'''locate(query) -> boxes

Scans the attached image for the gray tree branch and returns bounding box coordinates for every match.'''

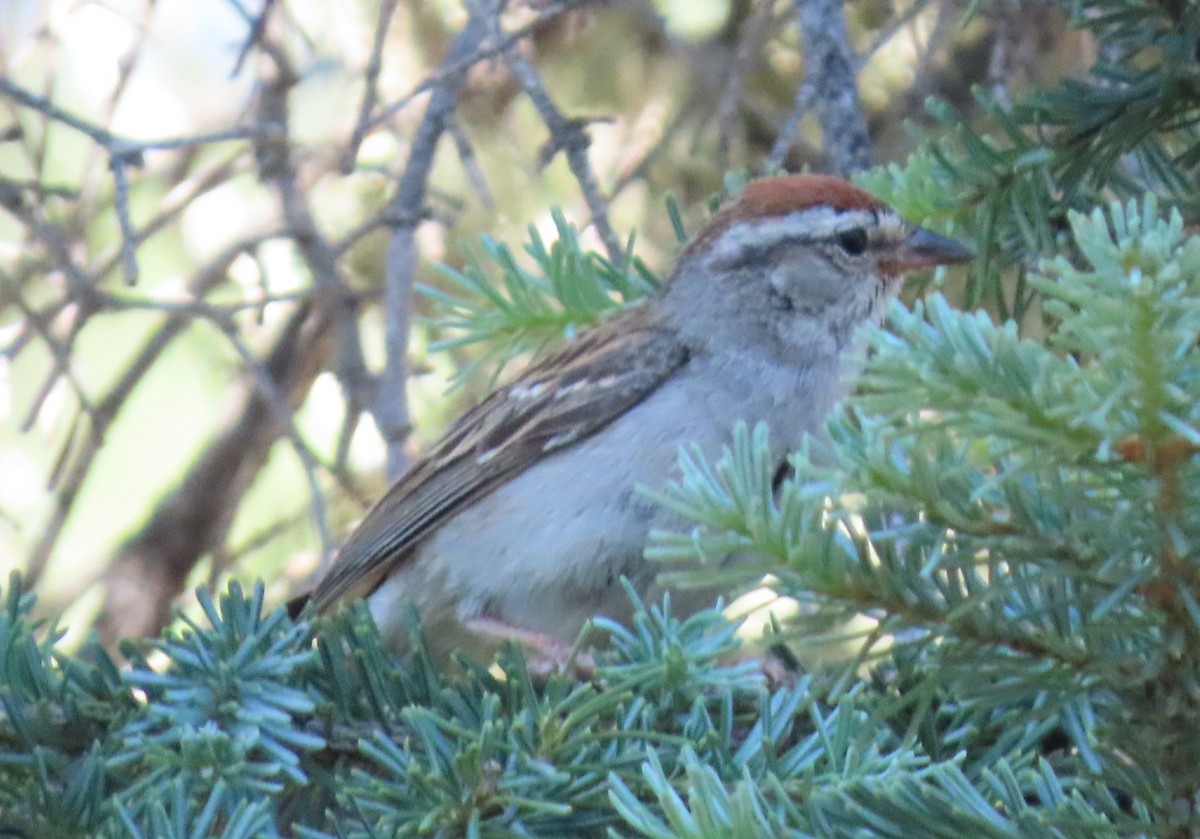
[782,0,872,176]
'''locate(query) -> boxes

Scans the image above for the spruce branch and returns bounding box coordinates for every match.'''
[646,192,1200,834]
[423,210,658,387]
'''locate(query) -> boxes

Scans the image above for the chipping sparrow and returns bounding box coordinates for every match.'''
[299,174,971,660]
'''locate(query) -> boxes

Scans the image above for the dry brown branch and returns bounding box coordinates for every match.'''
[80,15,365,636]
[94,301,336,644]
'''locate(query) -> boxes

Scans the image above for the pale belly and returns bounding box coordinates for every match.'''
[367,351,841,657]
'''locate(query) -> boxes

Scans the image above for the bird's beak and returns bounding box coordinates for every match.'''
[880,226,973,275]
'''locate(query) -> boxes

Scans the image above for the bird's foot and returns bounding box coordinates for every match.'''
[466,617,595,680]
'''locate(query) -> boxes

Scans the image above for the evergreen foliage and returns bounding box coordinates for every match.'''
[5,193,1198,836]
[860,0,1200,325]
[649,192,1200,835]
[5,0,1200,834]
[422,210,660,387]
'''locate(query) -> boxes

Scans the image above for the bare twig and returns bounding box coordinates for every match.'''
[503,43,624,266]
[447,117,495,208]
[94,151,244,281]
[610,94,699,200]
[5,290,95,435]
[910,0,955,101]
[214,317,333,558]
[0,78,265,152]
[220,509,314,569]
[231,0,280,76]
[857,0,934,69]
[0,179,99,305]
[107,157,140,283]
[716,0,777,166]
[342,0,594,171]
[333,215,390,257]
[24,234,280,595]
[250,35,376,523]
[0,176,78,201]
[373,5,494,478]
[98,285,310,316]
[766,80,818,173]
[344,0,402,170]
[75,0,156,207]
[0,75,265,283]
[93,301,337,644]
[787,0,872,176]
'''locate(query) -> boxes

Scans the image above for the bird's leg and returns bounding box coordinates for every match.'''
[465,617,595,680]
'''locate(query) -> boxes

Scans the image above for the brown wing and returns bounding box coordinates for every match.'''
[306,305,691,613]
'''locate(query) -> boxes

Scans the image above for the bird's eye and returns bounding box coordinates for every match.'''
[836,227,869,256]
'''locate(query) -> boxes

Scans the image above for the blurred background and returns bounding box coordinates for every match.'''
[0,0,1083,646]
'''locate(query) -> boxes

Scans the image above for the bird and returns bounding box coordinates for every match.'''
[294,173,972,663]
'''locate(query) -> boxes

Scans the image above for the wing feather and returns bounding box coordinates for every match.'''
[308,306,690,612]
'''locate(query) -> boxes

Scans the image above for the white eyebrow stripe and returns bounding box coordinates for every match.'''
[705,207,906,265]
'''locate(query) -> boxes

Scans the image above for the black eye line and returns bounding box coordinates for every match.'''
[835,226,870,257]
